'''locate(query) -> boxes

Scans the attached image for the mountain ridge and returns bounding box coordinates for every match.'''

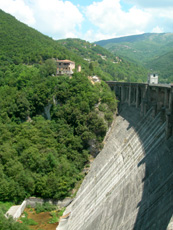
[0,9,148,83]
[95,33,173,83]
[57,38,148,82]
[95,33,165,46]
[94,33,173,46]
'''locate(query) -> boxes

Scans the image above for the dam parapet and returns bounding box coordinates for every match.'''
[106,82,173,139]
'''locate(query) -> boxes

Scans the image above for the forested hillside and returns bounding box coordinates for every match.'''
[57,38,148,82]
[0,9,148,83]
[0,68,117,201]
[0,10,66,64]
[147,51,173,83]
[0,9,89,72]
[96,33,173,83]
[0,9,118,206]
[0,9,152,230]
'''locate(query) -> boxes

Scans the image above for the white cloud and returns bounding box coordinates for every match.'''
[123,0,173,8]
[0,0,35,25]
[0,0,84,39]
[122,0,173,34]
[152,26,164,33]
[143,7,173,34]
[0,0,172,42]
[84,30,117,42]
[85,0,151,40]
[31,0,84,39]
[146,7,173,20]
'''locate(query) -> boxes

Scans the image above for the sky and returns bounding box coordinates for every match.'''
[0,0,173,42]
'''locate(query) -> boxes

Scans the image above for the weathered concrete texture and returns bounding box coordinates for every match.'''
[26,197,73,208]
[5,197,73,221]
[57,103,173,230]
[5,201,27,220]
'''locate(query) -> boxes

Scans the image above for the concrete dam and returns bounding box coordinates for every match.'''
[57,82,173,230]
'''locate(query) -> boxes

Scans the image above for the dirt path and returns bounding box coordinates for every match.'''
[24,208,58,230]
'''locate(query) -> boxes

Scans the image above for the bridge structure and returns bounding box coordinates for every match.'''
[106,81,173,139]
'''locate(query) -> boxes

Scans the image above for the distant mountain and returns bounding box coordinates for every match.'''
[96,33,173,83]
[95,33,159,46]
[148,51,173,83]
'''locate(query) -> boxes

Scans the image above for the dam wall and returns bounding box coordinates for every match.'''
[57,83,173,230]
[107,82,173,139]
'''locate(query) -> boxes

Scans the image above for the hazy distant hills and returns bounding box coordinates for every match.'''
[96,33,159,46]
[147,50,173,83]
[57,38,148,82]
[96,33,173,83]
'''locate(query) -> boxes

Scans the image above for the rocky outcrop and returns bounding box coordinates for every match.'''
[44,103,52,120]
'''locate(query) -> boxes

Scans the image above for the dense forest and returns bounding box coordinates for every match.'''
[0,9,117,206]
[96,33,173,83]
[0,9,150,229]
[0,65,117,202]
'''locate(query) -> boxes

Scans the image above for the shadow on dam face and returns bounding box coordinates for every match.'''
[58,103,173,230]
[119,103,173,230]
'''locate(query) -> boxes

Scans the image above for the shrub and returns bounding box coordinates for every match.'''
[98,104,107,112]
[35,202,57,214]
[104,112,113,125]
[48,208,65,224]
[0,202,14,214]
[0,211,29,230]
[20,212,38,226]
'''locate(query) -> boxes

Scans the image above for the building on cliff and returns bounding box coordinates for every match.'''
[56,60,81,75]
[56,60,75,75]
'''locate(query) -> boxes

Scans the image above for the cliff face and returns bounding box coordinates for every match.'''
[57,103,173,230]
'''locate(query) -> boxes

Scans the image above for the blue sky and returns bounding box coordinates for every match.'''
[0,0,173,41]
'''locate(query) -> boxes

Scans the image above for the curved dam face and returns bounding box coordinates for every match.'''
[58,103,173,230]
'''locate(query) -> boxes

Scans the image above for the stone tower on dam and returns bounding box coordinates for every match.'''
[58,82,173,230]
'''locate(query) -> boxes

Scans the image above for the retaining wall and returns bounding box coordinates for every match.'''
[5,200,27,220]
[5,197,72,220]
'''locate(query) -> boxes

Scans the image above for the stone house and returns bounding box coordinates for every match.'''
[56,60,75,75]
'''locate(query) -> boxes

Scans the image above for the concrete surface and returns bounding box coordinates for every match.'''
[57,103,173,230]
